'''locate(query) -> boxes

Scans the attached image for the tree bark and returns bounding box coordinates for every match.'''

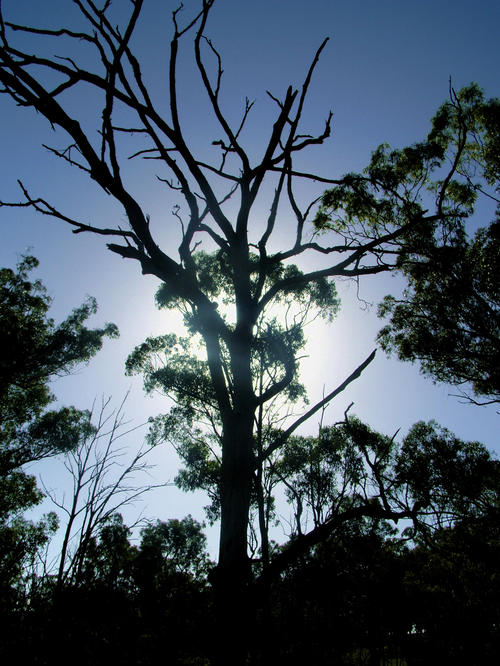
[214,411,255,665]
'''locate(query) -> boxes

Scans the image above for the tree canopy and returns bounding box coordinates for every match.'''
[0,2,498,663]
[0,255,118,471]
[359,85,500,404]
[315,85,500,403]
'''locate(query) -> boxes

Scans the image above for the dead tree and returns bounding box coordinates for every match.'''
[0,2,469,662]
[40,394,166,590]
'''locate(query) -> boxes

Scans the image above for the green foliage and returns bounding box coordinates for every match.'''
[271,415,498,541]
[139,515,211,579]
[155,251,339,325]
[74,513,136,590]
[275,426,365,528]
[134,252,337,418]
[3,406,95,475]
[0,255,118,462]
[0,470,42,522]
[128,252,337,414]
[126,333,217,409]
[0,490,58,598]
[376,87,499,401]
[315,84,500,403]
[145,406,222,523]
[0,468,55,597]
[396,420,497,521]
[378,219,500,401]
[0,255,117,607]
[315,85,496,236]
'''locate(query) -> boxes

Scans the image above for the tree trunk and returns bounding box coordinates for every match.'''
[213,409,255,665]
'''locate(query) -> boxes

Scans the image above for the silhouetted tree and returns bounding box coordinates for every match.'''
[320,85,500,406]
[0,255,117,609]
[41,394,166,589]
[138,515,211,580]
[0,255,118,473]
[379,212,500,405]
[0,3,497,661]
[272,518,408,665]
[402,513,500,663]
[0,255,119,661]
[258,415,498,581]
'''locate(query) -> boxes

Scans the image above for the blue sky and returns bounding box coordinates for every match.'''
[1,0,499,548]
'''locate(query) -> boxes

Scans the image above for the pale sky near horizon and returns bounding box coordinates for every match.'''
[1,0,499,553]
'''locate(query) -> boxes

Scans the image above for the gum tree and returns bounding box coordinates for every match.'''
[0,1,491,661]
[375,86,500,405]
[314,84,500,406]
[0,254,117,609]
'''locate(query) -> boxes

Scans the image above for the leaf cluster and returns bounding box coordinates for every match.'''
[378,212,500,401]
[0,256,118,462]
[274,416,497,538]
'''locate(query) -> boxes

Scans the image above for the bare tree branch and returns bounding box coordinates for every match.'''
[258,349,376,464]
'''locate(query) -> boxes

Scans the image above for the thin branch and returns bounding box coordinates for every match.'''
[0,181,139,239]
[258,349,376,464]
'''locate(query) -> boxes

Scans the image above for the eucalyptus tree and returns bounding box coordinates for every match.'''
[317,85,500,405]
[0,255,118,473]
[0,1,492,661]
[125,249,339,567]
[0,255,117,605]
